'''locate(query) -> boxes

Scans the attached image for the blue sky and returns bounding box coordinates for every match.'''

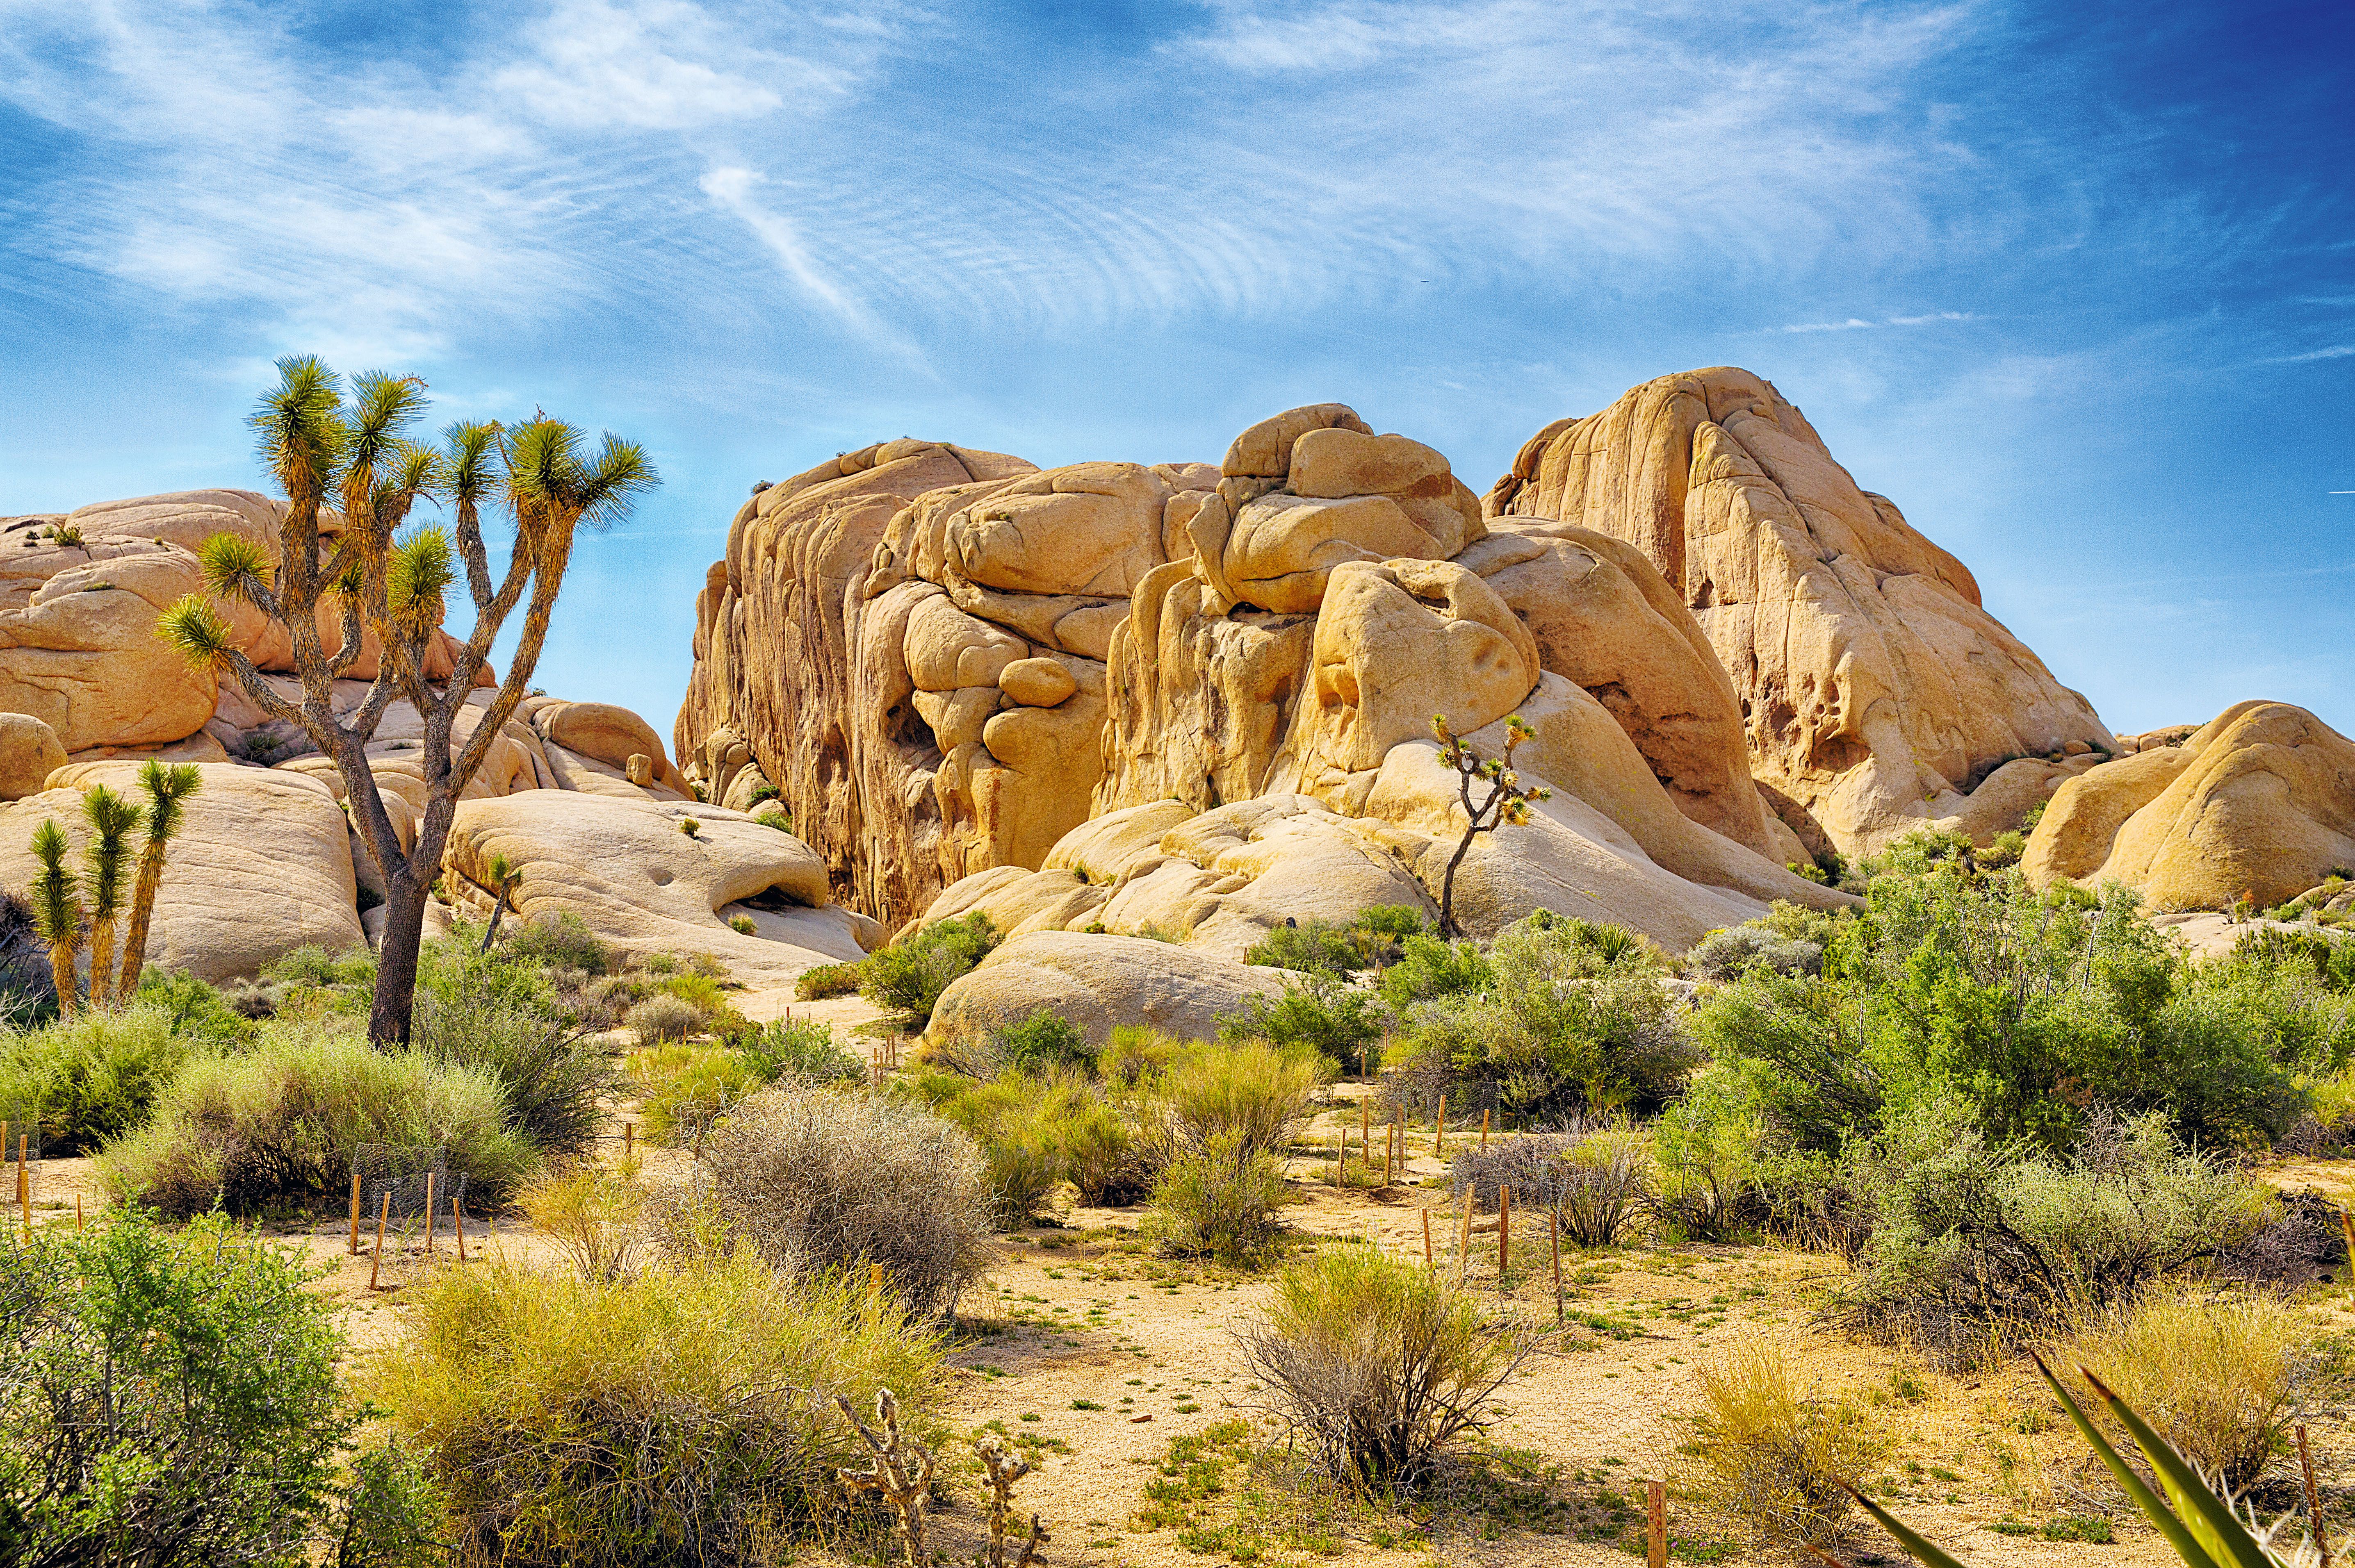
[2,0,2348,740]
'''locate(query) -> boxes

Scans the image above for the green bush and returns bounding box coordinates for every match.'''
[793,960,865,1000]
[1222,971,1387,1076]
[412,991,614,1159]
[1377,932,1492,1008]
[1238,1245,1534,1491]
[0,1004,198,1154]
[1685,923,1824,983]
[625,993,702,1047]
[132,968,257,1050]
[1246,906,1429,975]
[996,1008,1093,1074]
[374,1254,945,1566]
[0,1208,442,1567]
[1100,1024,1185,1087]
[1145,1040,1327,1163]
[628,1043,761,1147]
[100,1027,535,1215]
[934,1070,1145,1221]
[739,1015,864,1083]
[1148,1132,1291,1262]
[497,910,611,975]
[861,912,997,1029]
[1392,914,1695,1122]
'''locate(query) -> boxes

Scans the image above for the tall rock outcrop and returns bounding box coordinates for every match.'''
[681,401,1854,952]
[1486,367,2113,859]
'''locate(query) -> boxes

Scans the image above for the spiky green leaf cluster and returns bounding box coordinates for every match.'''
[157,594,235,669]
[139,760,203,844]
[196,533,275,606]
[387,526,456,636]
[81,784,141,920]
[30,817,82,943]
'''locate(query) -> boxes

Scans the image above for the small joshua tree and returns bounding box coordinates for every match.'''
[79,784,140,1008]
[1431,712,1551,939]
[159,357,654,1047]
[114,762,202,1002]
[30,819,83,1017]
[473,853,521,953]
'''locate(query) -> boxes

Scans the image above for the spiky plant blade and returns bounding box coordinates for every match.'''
[2079,1366,2272,1568]
[440,420,504,506]
[387,526,456,635]
[194,531,275,605]
[573,432,658,530]
[2031,1354,2218,1568]
[138,760,203,843]
[1842,1489,1972,1568]
[30,817,80,942]
[157,594,234,669]
[248,355,346,503]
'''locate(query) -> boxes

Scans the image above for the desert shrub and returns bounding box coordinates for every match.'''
[1246,918,1371,975]
[1686,923,1824,983]
[625,992,702,1046]
[629,1043,761,1147]
[519,1162,651,1284]
[1446,1123,1652,1244]
[1148,1133,1291,1262]
[132,968,257,1050]
[100,1028,533,1215]
[739,1015,864,1084]
[374,1254,944,1567]
[996,1008,1093,1073]
[795,960,865,1000]
[934,1070,1144,1220]
[1447,1134,1576,1212]
[861,911,998,1029]
[1674,1338,1877,1549]
[727,914,756,934]
[412,990,614,1158]
[1377,932,1492,1008]
[1239,1246,1535,1491]
[498,910,611,975]
[685,1086,996,1318]
[1222,971,1388,1076]
[1145,1040,1327,1163]
[0,1004,197,1154]
[1648,1066,1866,1251]
[1837,1110,2274,1361]
[0,1208,442,1568]
[2052,1288,2316,1492]
[1100,1024,1185,1087]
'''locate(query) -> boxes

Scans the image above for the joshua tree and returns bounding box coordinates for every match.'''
[79,784,140,1008]
[474,853,521,953]
[1431,713,1552,940]
[160,357,654,1047]
[29,819,82,1018]
[113,762,203,1002]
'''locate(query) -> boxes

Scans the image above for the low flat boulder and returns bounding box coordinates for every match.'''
[925,929,1295,1049]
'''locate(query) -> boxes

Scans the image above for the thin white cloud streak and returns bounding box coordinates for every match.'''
[2259,345,2355,363]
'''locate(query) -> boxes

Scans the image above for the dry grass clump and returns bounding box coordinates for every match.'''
[1674,1338,1878,1549]
[684,1085,997,1320]
[2051,1288,2317,1491]
[520,1162,651,1283]
[625,992,702,1047]
[1144,1040,1327,1164]
[1238,1245,1535,1492]
[629,1042,761,1147]
[373,1254,944,1566]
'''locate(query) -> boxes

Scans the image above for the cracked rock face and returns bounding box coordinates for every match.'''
[1487,366,2113,859]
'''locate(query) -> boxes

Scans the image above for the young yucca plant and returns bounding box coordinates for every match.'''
[1431,712,1551,939]
[1851,1352,2325,1568]
[473,853,521,953]
[30,817,84,1017]
[80,783,141,1008]
[113,762,203,1002]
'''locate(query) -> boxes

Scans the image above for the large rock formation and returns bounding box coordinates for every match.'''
[682,400,1855,998]
[2025,701,2355,910]
[1486,368,2113,859]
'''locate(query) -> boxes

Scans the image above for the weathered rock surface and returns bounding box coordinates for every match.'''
[2025,701,2355,910]
[926,930,1296,1049]
[0,762,362,982]
[442,791,872,986]
[0,714,66,800]
[1486,368,2112,858]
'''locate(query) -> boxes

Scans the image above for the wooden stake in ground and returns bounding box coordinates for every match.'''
[1422,1207,1434,1272]
[1646,1480,1667,1568]
[1551,1206,1564,1324]
[624,1120,634,1159]
[1361,1098,1370,1172]
[369,1191,391,1291]
[349,1171,362,1254]
[422,1171,435,1254]
[75,1192,84,1231]
[1480,1108,1490,1150]
[16,1134,27,1238]
[453,1196,466,1262]
[1435,1093,1447,1157]
[1498,1185,1512,1288]
[2299,1423,2330,1566]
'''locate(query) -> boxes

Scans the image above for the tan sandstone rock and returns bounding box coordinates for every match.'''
[1487,368,2111,858]
[925,930,1296,1049]
[0,762,362,981]
[2025,701,2355,910]
[0,714,67,799]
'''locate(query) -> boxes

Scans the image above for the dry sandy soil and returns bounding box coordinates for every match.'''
[19,1017,2355,1568]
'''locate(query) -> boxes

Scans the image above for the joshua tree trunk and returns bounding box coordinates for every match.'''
[114,842,171,999]
[86,915,116,1010]
[370,871,435,1049]
[48,942,80,1021]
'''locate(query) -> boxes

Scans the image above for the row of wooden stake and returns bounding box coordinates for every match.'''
[347,1171,471,1290]
[1337,1097,1494,1185]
